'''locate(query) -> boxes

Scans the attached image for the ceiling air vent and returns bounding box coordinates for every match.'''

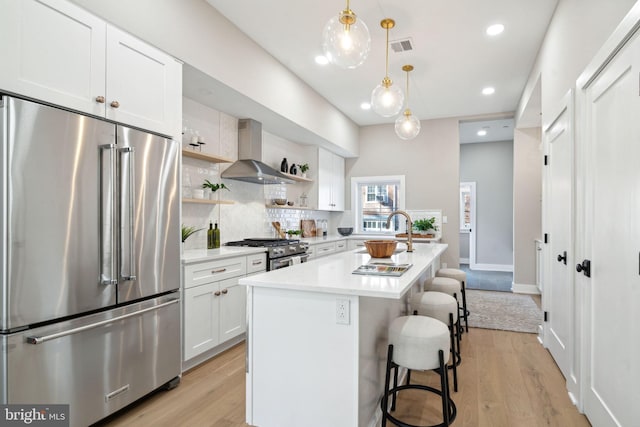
[390,38,414,53]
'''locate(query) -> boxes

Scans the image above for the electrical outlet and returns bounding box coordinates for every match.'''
[336,299,350,325]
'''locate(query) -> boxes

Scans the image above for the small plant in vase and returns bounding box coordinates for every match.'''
[181,224,202,243]
[413,217,439,236]
[299,163,309,178]
[202,179,229,200]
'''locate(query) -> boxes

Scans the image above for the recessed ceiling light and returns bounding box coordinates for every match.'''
[315,55,329,65]
[360,102,371,110]
[486,24,505,36]
[477,130,487,136]
[482,87,495,95]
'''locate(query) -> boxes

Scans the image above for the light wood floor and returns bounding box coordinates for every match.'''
[96,326,590,427]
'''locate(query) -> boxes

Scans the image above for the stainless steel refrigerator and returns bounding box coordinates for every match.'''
[0,95,181,426]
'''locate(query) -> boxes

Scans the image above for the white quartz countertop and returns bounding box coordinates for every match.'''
[182,246,266,264]
[300,234,439,244]
[239,243,448,299]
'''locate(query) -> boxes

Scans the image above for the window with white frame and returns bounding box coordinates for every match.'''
[351,176,405,233]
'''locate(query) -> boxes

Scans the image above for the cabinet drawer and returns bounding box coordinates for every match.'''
[314,242,336,258]
[184,257,247,288]
[247,253,267,274]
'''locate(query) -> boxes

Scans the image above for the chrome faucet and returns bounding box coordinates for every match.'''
[386,210,413,252]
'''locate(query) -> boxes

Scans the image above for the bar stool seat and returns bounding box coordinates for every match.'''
[436,268,469,333]
[410,291,462,391]
[424,277,461,302]
[381,315,457,427]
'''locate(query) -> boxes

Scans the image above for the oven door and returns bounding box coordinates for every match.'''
[269,254,310,270]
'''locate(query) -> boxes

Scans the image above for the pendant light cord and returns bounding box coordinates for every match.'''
[385,26,390,78]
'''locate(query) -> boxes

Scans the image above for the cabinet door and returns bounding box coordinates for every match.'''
[183,282,220,360]
[105,25,181,137]
[317,148,345,211]
[318,148,333,210]
[331,153,345,211]
[219,278,246,342]
[0,0,106,116]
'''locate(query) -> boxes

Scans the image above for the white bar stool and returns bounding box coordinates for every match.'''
[381,315,457,427]
[436,268,469,333]
[410,291,461,392]
[424,277,463,338]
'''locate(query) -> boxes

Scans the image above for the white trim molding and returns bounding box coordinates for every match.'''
[512,283,541,295]
[471,263,513,272]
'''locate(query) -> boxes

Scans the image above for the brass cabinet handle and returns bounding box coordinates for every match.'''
[211,268,227,274]
[95,96,105,103]
[214,291,221,296]
[221,289,228,295]
[110,100,120,108]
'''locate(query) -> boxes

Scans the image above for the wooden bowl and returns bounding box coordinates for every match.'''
[363,240,398,258]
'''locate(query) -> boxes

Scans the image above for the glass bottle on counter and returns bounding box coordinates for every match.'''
[207,222,215,249]
[213,223,221,248]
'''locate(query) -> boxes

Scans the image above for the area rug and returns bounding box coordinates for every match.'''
[465,289,542,333]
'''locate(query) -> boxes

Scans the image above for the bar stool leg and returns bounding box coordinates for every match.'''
[438,350,451,426]
[381,345,393,427]
[448,312,458,392]
[461,281,469,333]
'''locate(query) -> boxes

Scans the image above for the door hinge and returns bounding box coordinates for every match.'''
[544,233,549,244]
[544,155,549,166]
[544,311,548,322]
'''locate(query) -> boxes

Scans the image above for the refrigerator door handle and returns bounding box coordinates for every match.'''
[119,146,137,281]
[99,144,118,285]
[26,298,179,344]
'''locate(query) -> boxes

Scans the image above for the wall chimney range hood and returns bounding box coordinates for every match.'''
[221,119,294,185]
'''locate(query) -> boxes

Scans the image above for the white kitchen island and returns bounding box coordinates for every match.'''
[240,243,448,427]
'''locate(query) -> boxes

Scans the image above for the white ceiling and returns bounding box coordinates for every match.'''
[204,0,556,141]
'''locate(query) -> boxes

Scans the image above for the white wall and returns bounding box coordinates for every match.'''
[70,0,359,156]
[460,141,514,268]
[517,0,637,126]
[513,128,543,288]
[349,118,460,268]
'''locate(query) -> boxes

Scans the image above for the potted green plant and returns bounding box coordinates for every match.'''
[202,179,229,199]
[181,224,203,243]
[413,217,439,236]
[286,229,302,238]
[299,163,309,178]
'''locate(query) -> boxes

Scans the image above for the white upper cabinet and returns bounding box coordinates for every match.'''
[0,0,181,137]
[317,147,345,211]
[105,26,181,136]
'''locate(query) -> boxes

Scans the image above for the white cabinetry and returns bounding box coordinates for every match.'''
[317,148,345,211]
[0,0,181,137]
[183,253,266,365]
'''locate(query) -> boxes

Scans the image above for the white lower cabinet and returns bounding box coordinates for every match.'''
[183,253,265,364]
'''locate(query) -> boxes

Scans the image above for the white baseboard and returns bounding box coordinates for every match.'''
[470,263,513,272]
[512,283,541,294]
[460,257,469,264]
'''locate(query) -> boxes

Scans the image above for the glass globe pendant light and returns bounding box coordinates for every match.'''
[395,65,421,140]
[371,18,404,117]
[322,0,371,69]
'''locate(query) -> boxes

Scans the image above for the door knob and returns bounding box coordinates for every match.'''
[110,100,120,108]
[95,95,105,103]
[557,251,567,265]
[576,259,591,277]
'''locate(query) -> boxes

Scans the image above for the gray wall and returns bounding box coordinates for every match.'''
[513,128,542,286]
[460,141,513,267]
[349,118,460,269]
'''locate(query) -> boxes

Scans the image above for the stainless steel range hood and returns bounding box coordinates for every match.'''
[221,119,294,184]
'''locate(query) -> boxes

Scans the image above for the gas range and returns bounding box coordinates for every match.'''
[225,238,309,270]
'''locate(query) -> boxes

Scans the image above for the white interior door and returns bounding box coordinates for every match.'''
[543,90,575,396]
[581,30,640,427]
[460,182,476,267]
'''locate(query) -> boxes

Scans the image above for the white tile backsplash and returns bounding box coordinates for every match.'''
[181,97,341,249]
